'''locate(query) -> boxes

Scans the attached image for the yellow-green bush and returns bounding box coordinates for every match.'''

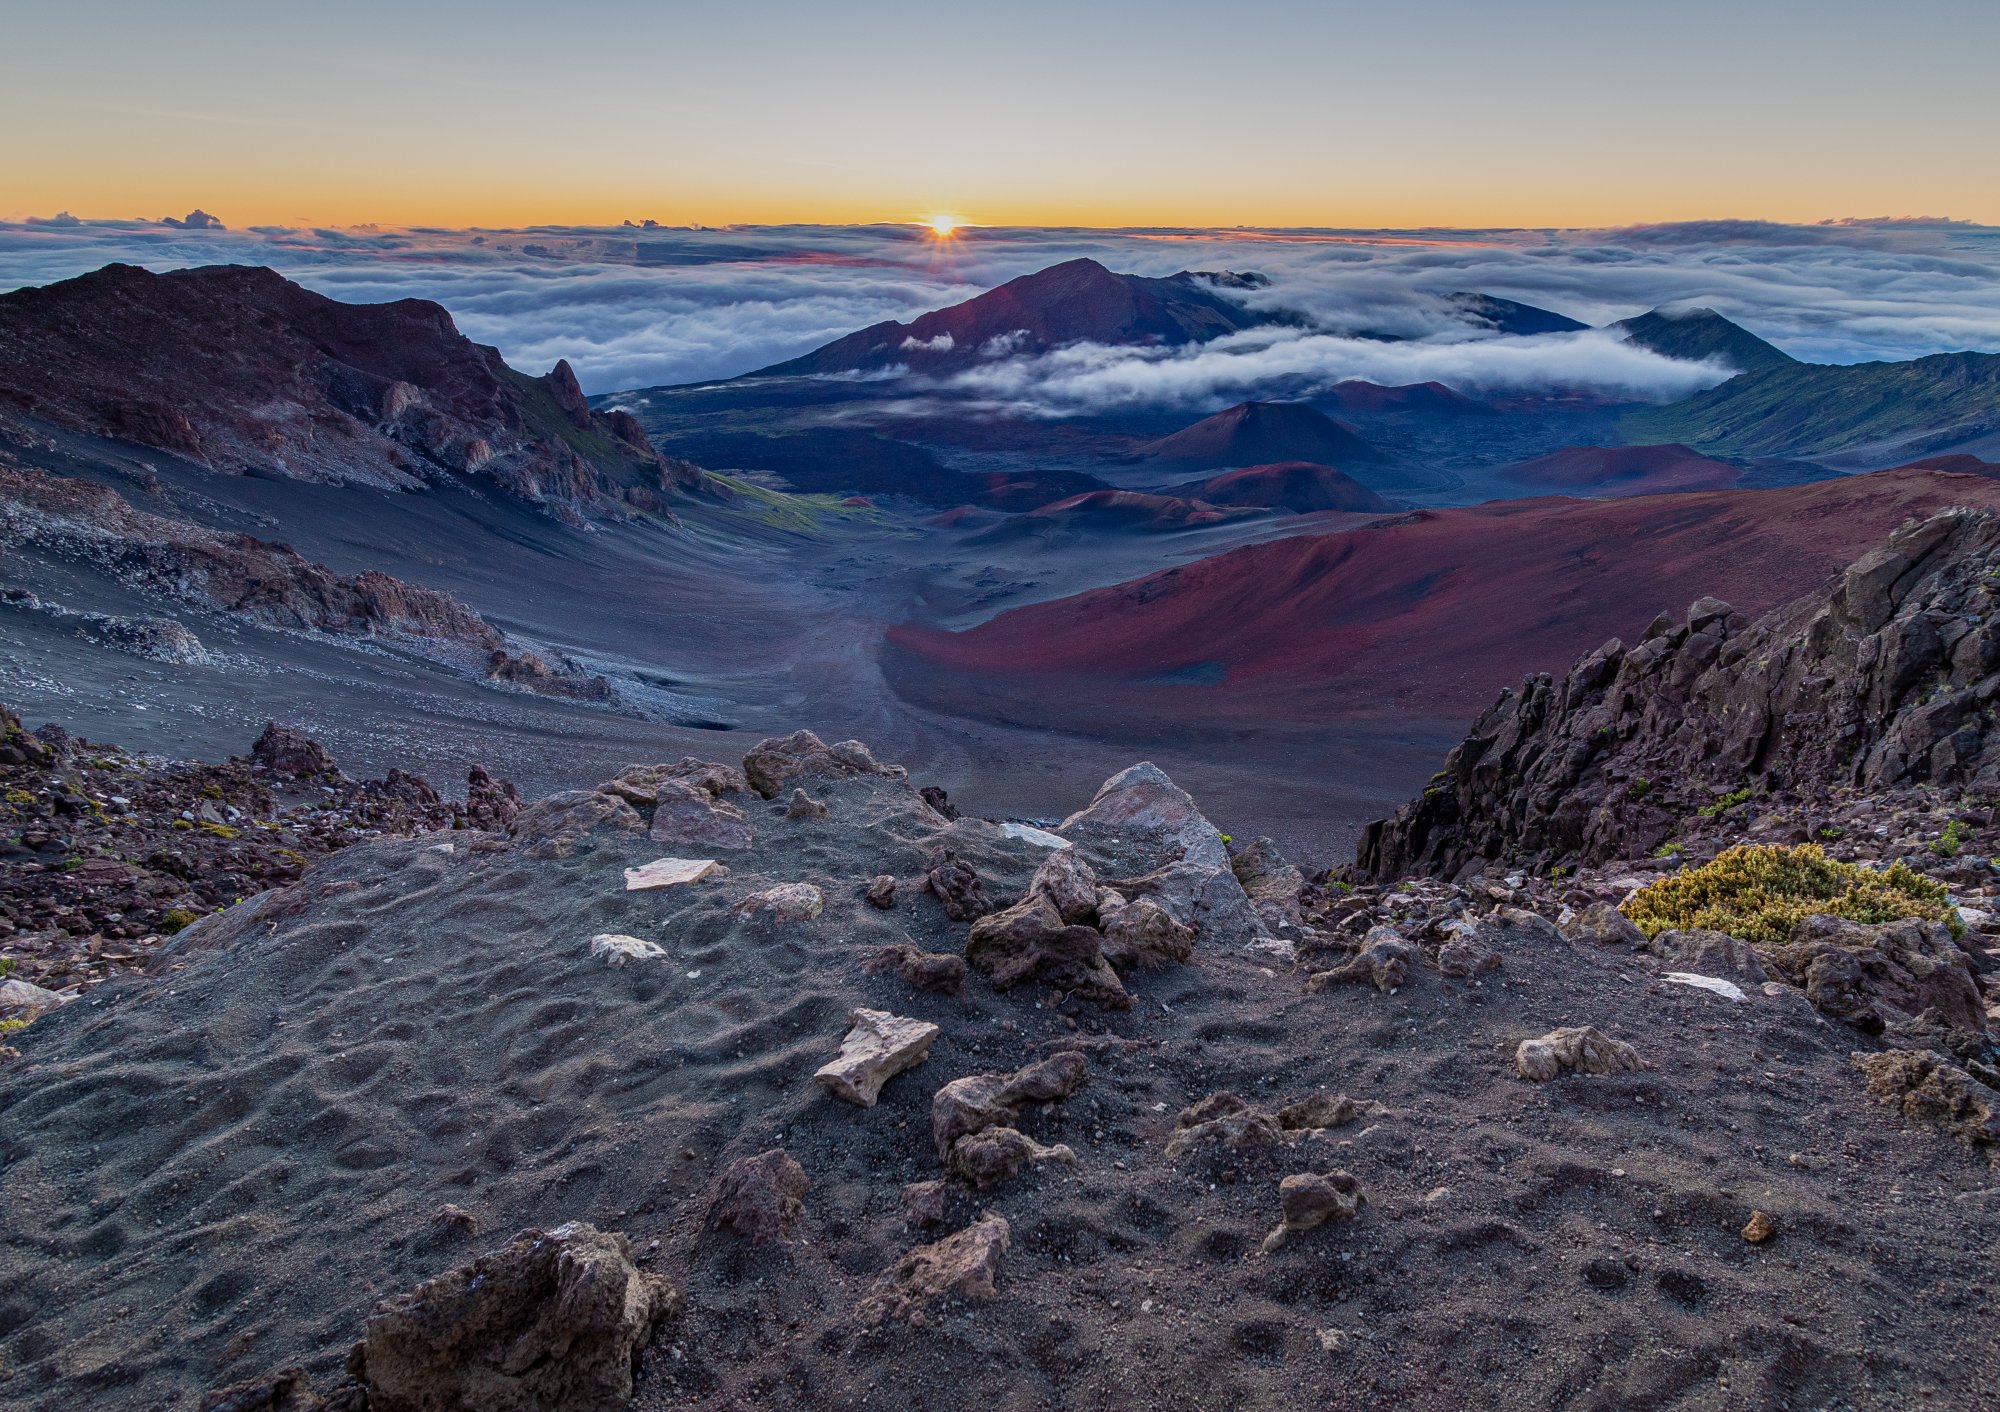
[1621,843,1958,946]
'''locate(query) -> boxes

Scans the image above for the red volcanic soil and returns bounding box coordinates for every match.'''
[889,468,2000,726]
[1183,461,1391,513]
[971,490,1258,541]
[1137,400,1384,469]
[1499,443,1743,496]
[750,258,1265,377]
[1901,454,2000,476]
[1322,380,1494,417]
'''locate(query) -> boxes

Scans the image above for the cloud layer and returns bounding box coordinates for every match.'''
[2,216,1996,404]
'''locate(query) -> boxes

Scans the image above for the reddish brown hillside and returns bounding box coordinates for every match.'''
[1500,443,1743,496]
[889,468,2000,724]
[0,263,693,514]
[1184,461,1391,513]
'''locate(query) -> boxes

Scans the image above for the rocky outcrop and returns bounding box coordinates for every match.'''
[930,1053,1086,1187]
[0,263,701,517]
[1853,1049,2000,1146]
[1360,510,2000,879]
[348,1221,679,1412]
[741,730,907,799]
[0,463,503,652]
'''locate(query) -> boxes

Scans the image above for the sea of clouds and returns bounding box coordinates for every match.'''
[2,214,1996,411]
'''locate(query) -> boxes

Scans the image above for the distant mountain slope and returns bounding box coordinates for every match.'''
[1499,444,1742,497]
[967,490,1259,542]
[887,467,2000,726]
[1179,462,1391,513]
[0,263,695,516]
[1137,401,1386,470]
[1625,352,2000,462]
[671,428,1106,510]
[1446,293,1589,336]
[1608,306,1797,374]
[748,258,1274,377]
[1321,381,1495,417]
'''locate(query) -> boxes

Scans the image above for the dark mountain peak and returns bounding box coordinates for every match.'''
[1445,292,1589,336]
[1137,400,1386,470]
[1610,305,1797,374]
[746,258,1274,378]
[1323,380,1496,417]
[0,263,698,517]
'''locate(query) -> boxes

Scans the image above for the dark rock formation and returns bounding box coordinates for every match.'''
[348,1221,678,1412]
[741,730,906,800]
[1361,510,2000,879]
[0,263,700,516]
[705,1149,809,1243]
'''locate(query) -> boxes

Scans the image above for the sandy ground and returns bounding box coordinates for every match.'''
[2,762,1995,1410]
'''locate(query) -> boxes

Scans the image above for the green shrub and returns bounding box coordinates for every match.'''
[0,957,14,977]
[3,789,33,805]
[1626,777,1653,802]
[160,907,199,933]
[1697,787,1754,818]
[1937,819,1968,858]
[1621,843,1959,946]
[1819,825,1846,840]
[1654,842,1683,858]
[197,821,238,839]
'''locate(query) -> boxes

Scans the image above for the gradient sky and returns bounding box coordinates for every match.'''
[6,0,1998,229]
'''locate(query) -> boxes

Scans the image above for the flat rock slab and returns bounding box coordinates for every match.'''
[815,1008,940,1107]
[623,858,727,891]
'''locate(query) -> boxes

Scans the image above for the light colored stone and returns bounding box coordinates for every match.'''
[623,857,726,891]
[732,882,824,922]
[1261,1170,1366,1252]
[1515,1025,1643,1082]
[0,976,67,1021]
[1000,822,1070,850]
[1662,971,1747,1002]
[815,1008,940,1107]
[858,1211,1011,1325]
[589,934,666,967]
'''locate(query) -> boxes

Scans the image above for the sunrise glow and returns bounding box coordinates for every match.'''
[923,214,964,239]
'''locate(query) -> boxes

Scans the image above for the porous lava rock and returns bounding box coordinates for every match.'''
[1515,1026,1644,1082]
[1261,1170,1366,1252]
[347,1221,679,1412]
[857,1211,1011,1326]
[741,730,905,800]
[705,1149,809,1243]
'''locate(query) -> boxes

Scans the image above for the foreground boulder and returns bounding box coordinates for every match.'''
[741,730,906,799]
[1763,915,1986,1036]
[199,1367,341,1412]
[349,1221,678,1412]
[814,1009,940,1107]
[1515,1026,1643,1082]
[1261,1170,1366,1252]
[858,1211,1011,1326]
[1853,1049,2000,1146]
[705,1149,809,1243]
[931,1053,1087,1185]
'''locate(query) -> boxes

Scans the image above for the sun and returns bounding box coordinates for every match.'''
[922,213,964,239]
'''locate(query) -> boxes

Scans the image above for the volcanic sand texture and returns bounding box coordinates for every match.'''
[3,769,1997,1410]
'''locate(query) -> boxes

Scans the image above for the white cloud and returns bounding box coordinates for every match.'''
[900,332,954,352]
[1,216,1996,401]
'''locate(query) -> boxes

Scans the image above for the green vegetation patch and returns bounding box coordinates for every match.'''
[1621,843,1959,946]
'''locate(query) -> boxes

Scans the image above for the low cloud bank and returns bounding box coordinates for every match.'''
[1,216,1996,402]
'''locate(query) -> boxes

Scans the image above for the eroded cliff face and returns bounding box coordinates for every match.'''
[0,263,702,517]
[1361,507,2000,880]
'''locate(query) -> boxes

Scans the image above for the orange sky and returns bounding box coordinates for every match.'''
[5,1,1997,231]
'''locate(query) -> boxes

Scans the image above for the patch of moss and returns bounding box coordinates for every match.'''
[197,821,238,839]
[1621,843,1959,947]
[0,1018,27,1036]
[3,789,33,805]
[160,907,199,933]
[1697,787,1754,818]
[1626,777,1653,802]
